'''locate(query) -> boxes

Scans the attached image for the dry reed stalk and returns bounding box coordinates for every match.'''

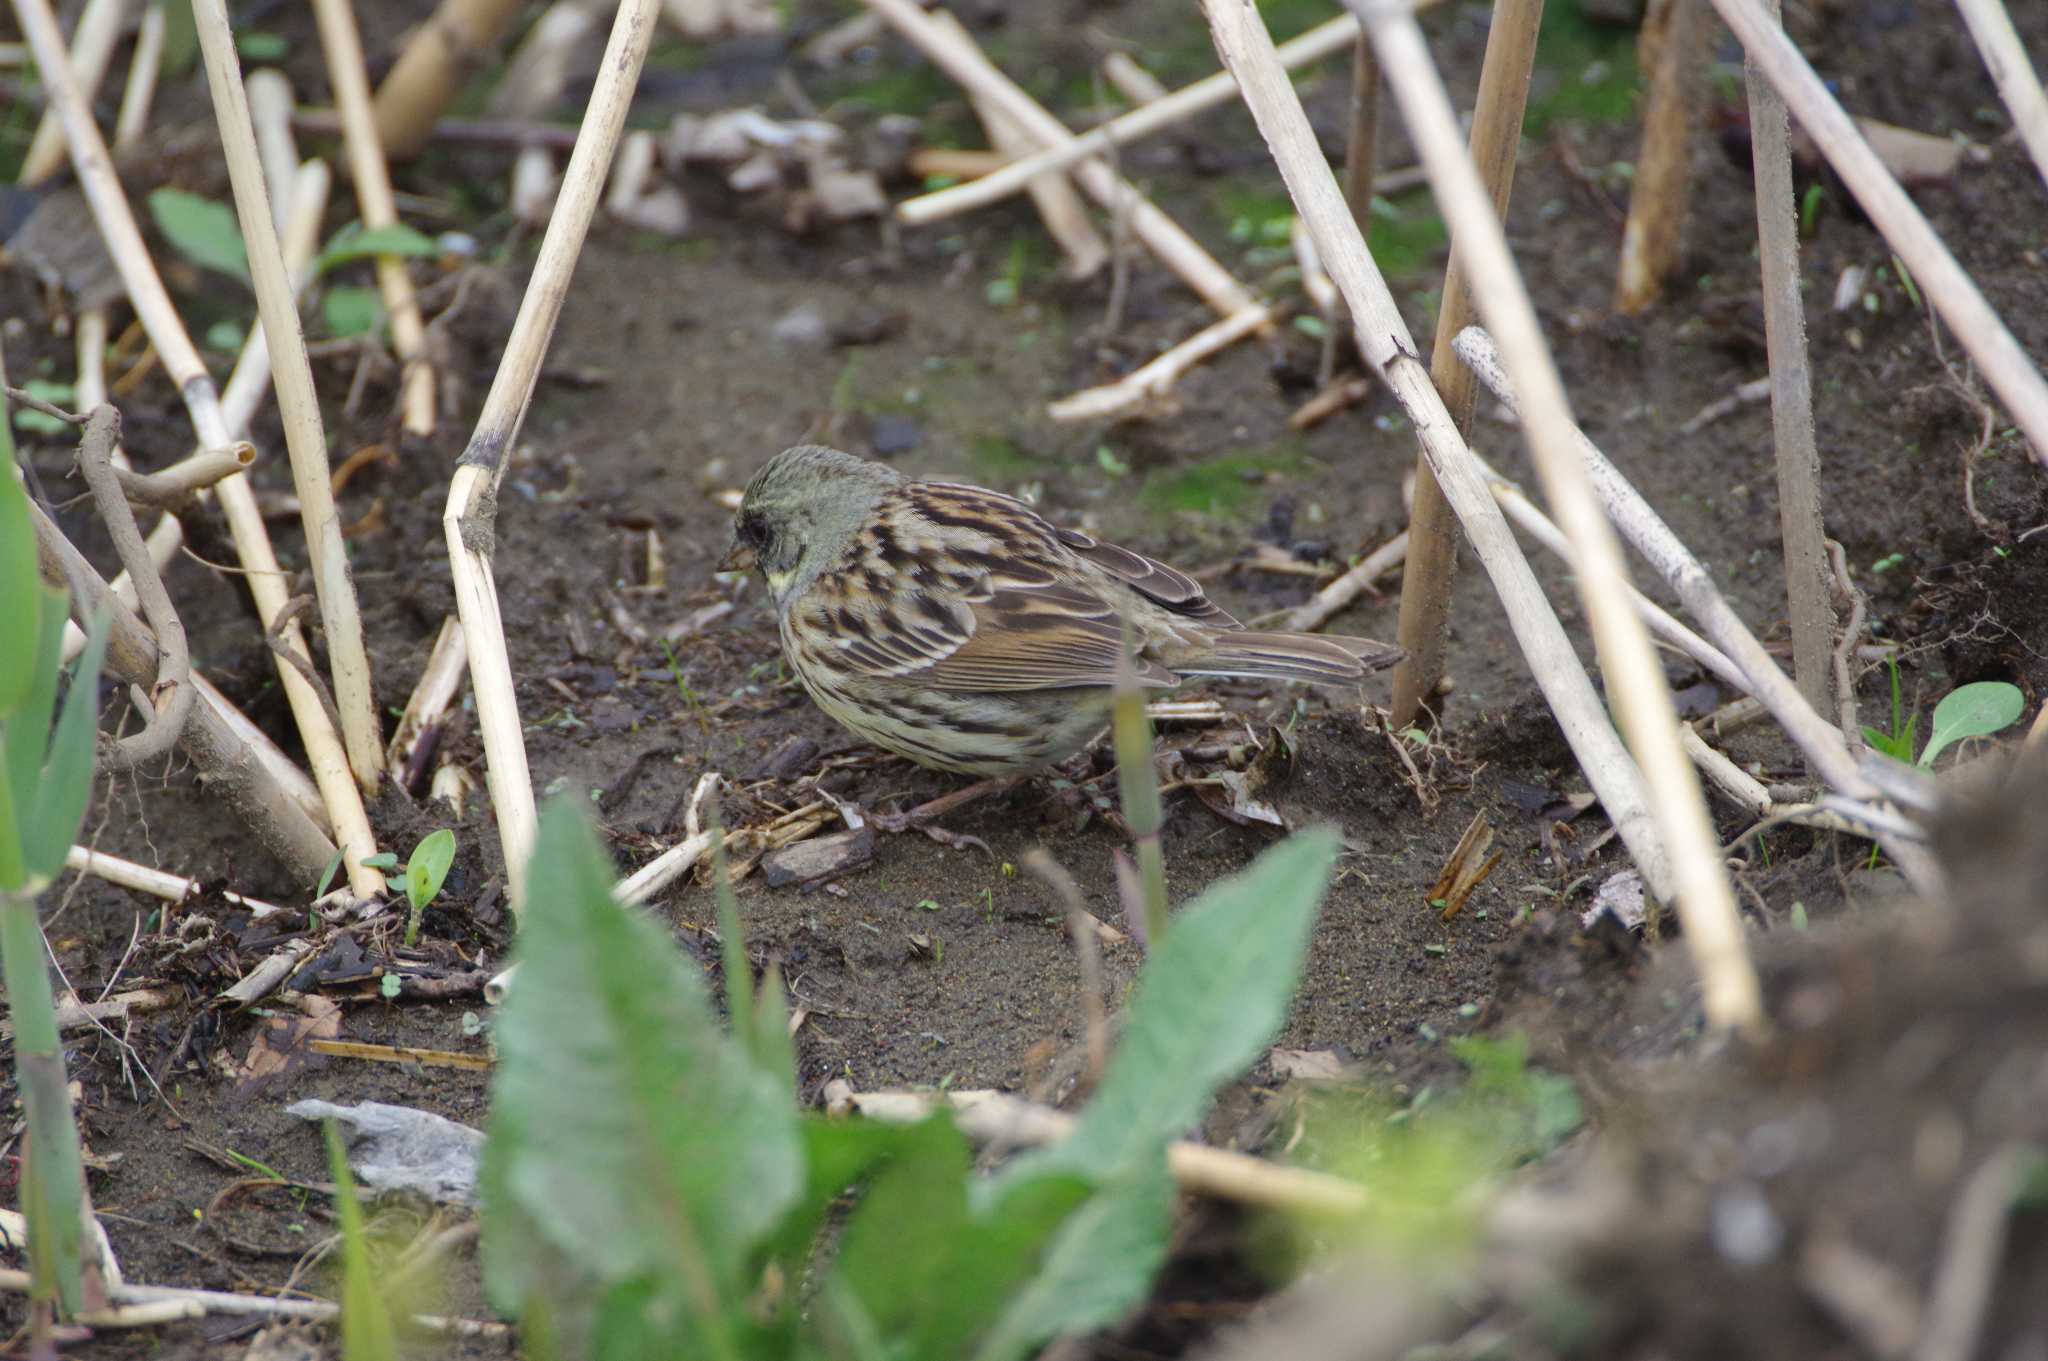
[385,615,467,783]
[15,0,384,896]
[1196,0,1675,909]
[898,12,1363,226]
[863,0,1260,319]
[1742,0,1835,727]
[1953,0,2048,191]
[244,70,300,229]
[1387,0,1542,730]
[19,0,129,183]
[1100,50,1169,106]
[1453,327,1945,898]
[64,846,290,920]
[110,0,163,148]
[445,0,660,913]
[939,13,1107,279]
[194,0,387,796]
[1613,0,1704,313]
[1710,0,2048,463]
[1315,37,1379,388]
[1047,303,1276,422]
[309,0,437,437]
[1344,0,1759,1034]
[371,0,525,161]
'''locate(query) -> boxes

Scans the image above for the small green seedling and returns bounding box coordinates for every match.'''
[1863,664,2024,769]
[402,830,457,947]
[1862,656,1917,764]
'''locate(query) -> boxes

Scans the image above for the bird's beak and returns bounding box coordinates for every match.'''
[717,540,757,574]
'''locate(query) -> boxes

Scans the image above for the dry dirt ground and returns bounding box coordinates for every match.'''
[4,0,2047,1355]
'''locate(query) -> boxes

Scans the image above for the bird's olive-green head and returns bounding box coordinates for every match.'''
[719,445,905,606]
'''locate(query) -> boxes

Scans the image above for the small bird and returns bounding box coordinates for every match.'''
[718,445,1402,776]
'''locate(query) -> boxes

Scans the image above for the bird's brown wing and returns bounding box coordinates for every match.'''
[789,482,1178,692]
[1051,525,1239,627]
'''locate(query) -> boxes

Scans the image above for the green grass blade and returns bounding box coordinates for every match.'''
[20,609,109,881]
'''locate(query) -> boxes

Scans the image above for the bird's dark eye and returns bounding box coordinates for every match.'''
[737,511,764,547]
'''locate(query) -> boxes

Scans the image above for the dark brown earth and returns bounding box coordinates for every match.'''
[4,0,2047,1354]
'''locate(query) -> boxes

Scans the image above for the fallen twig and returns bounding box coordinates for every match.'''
[65,845,292,921]
[307,1039,494,1071]
[1047,304,1276,423]
[1281,530,1407,633]
[1953,0,2048,192]
[108,441,257,510]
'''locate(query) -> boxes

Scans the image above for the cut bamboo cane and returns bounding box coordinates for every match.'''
[1388,0,1543,730]
[14,0,383,898]
[862,0,1260,320]
[1452,326,1944,899]
[65,846,290,920]
[194,0,387,797]
[446,0,660,913]
[19,0,130,183]
[371,0,525,161]
[1710,0,2048,464]
[244,70,300,230]
[899,13,1362,226]
[1315,37,1378,388]
[1194,0,1675,912]
[1743,0,1835,729]
[1334,0,1760,1033]
[1613,0,1703,314]
[1953,0,2048,192]
[309,0,437,438]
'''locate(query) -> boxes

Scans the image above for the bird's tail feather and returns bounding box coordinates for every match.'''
[1175,632,1403,683]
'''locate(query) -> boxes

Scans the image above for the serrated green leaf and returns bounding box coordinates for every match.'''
[316,221,439,275]
[970,1163,1175,1361]
[405,828,456,912]
[147,188,249,283]
[483,800,803,1335]
[0,456,42,713]
[1918,681,2025,768]
[323,286,385,338]
[20,610,107,881]
[1008,827,1340,1182]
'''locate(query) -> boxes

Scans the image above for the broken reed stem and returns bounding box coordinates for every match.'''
[1195,0,1675,904]
[15,0,384,898]
[863,0,1260,320]
[370,0,526,161]
[109,441,256,509]
[1953,0,2048,192]
[446,0,660,912]
[64,845,290,920]
[18,0,127,183]
[1708,0,2048,464]
[111,0,164,150]
[1316,37,1380,388]
[308,0,437,437]
[899,12,1361,226]
[1387,0,1543,730]
[194,0,387,798]
[1048,304,1276,423]
[1742,0,1836,729]
[1452,327,1945,899]
[1346,1,1761,1034]
[29,501,340,879]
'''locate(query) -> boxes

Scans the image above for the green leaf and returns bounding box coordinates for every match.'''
[1918,681,2025,767]
[315,221,440,275]
[9,381,76,437]
[482,800,803,1334]
[325,1121,402,1361]
[147,188,249,283]
[234,29,288,61]
[970,1163,1175,1361]
[19,610,108,882]
[323,286,385,338]
[404,829,456,913]
[828,1113,1091,1359]
[204,319,247,352]
[0,448,42,713]
[1010,827,1339,1181]
[5,590,69,819]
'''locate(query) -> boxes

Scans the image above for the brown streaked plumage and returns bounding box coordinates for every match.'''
[718,445,1402,775]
